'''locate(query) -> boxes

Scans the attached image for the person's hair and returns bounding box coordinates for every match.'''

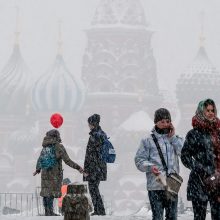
[88,114,100,127]
[203,99,216,109]
[67,184,87,194]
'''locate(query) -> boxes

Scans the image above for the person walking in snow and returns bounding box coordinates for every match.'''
[83,114,107,216]
[135,108,183,220]
[62,183,92,220]
[33,129,84,216]
[181,98,220,220]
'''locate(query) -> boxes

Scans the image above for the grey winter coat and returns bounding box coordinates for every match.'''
[135,128,183,191]
[83,126,107,182]
[36,136,81,198]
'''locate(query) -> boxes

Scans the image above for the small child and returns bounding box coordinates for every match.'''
[58,178,71,214]
[62,183,92,220]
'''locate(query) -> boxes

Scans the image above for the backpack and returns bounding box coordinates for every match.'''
[39,144,57,169]
[101,137,116,163]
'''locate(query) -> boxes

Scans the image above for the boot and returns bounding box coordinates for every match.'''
[45,207,50,216]
[48,207,60,216]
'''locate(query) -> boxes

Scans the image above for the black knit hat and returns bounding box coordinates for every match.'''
[88,114,100,126]
[154,108,171,124]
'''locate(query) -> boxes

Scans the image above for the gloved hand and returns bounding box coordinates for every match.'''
[33,169,41,176]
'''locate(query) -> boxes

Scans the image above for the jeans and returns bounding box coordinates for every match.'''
[88,180,105,215]
[192,199,220,220]
[148,190,178,220]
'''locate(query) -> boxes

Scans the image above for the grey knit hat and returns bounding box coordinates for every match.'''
[154,108,171,124]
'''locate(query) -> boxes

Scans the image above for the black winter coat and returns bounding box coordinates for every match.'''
[83,126,107,182]
[181,128,216,201]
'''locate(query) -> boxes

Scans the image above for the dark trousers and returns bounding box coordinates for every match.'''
[88,180,105,215]
[148,190,178,220]
[43,197,54,216]
[192,199,220,220]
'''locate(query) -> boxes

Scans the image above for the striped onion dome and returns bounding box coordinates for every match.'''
[176,46,220,104]
[0,44,31,114]
[32,54,85,112]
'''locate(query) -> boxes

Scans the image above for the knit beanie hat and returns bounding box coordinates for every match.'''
[154,108,171,124]
[88,114,100,126]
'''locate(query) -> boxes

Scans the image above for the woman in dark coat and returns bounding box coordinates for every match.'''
[181,99,220,220]
[33,129,83,216]
[83,114,107,216]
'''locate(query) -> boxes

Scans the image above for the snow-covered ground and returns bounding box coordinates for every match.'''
[0,204,212,220]
[0,216,212,220]
[0,213,212,220]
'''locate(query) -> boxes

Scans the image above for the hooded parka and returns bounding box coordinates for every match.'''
[37,136,81,198]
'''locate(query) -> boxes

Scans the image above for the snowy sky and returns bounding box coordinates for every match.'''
[0,0,220,94]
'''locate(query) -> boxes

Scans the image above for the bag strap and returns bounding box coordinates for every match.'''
[151,134,168,175]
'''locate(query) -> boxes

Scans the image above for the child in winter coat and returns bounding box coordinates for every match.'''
[61,183,92,220]
[58,178,71,214]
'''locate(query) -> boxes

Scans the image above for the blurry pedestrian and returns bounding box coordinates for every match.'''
[33,129,84,216]
[83,114,107,216]
[58,178,71,214]
[62,183,92,220]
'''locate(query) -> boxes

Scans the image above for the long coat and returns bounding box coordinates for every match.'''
[36,136,81,198]
[62,194,91,220]
[83,126,107,182]
[181,128,215,201]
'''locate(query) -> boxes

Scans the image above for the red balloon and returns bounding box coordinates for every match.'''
[50,113,63,128]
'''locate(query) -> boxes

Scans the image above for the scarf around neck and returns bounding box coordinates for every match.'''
[192,100,220,171]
